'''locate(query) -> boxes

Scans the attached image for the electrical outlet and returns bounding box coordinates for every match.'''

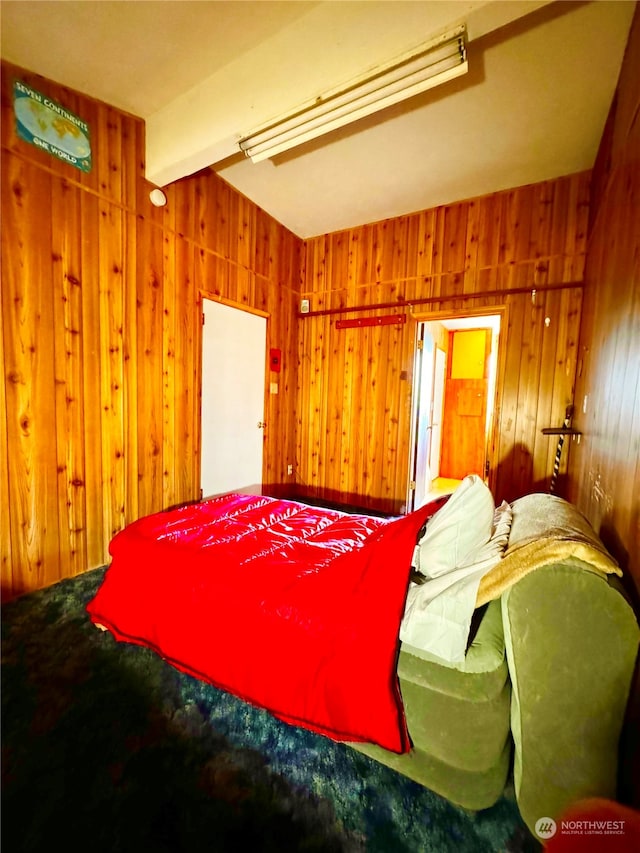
[287,464,293,475]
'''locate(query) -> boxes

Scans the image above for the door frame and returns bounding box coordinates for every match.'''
[408,322,436,510]
[407,305,509,508]
[430,344,447,480]
[197,292,270,499]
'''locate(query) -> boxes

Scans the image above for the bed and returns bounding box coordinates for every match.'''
[87,481,639,829]
[86,491,448,753]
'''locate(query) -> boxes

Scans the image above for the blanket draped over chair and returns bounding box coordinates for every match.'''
[476,493,621,607]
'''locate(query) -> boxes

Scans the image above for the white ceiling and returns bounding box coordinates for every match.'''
[1,1,635,238]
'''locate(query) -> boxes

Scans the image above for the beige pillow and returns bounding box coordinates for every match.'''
[416,474,495,578]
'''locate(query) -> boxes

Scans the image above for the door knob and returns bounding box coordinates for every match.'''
[257,421,267,429]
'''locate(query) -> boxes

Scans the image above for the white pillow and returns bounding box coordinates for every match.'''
[401,575,483,666]
[416,474,495,579]
[400,500,513,665]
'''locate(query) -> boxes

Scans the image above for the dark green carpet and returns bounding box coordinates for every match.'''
[2,568,537,852]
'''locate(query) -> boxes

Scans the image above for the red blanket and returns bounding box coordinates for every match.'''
[86,494,445,752]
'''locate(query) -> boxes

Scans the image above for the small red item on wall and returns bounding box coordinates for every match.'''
[270,348,281,372]
[335,314,406,329]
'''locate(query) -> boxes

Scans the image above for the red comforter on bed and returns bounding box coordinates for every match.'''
[86,493,444,753]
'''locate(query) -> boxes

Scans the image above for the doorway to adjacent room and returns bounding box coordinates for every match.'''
[407,311,503,511]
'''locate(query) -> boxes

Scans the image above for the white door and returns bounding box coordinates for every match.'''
[200,299,267,498]
[429,346,446,481]
[408,326,435,511]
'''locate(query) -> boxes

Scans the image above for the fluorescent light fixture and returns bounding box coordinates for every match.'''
[238,25,467,163]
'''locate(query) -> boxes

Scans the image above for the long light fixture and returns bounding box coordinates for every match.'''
[238,25,467,163]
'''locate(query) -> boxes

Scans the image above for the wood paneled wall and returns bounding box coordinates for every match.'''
[297,174,589,513]
[1,62,301,600]
[6,47,634,600]
[570,8,640,807]
[569,5,640,599]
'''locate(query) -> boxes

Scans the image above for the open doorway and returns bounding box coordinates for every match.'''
[407,312,502,511]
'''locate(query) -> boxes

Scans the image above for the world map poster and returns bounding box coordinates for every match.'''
[13,80,92,173]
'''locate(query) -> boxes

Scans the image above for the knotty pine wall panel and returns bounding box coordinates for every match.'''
[2,154,59,592]
[1,62,301,599]
[51,175,88,578]
[572,8,639,806]
[569,5,640,599]
[297,174,589,513]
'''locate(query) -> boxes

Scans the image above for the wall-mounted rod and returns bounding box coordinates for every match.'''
[298,281,584,319]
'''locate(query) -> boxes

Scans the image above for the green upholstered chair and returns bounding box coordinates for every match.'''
[354,596,512,810]
[351,495,639,837]
[502,563,639,834]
